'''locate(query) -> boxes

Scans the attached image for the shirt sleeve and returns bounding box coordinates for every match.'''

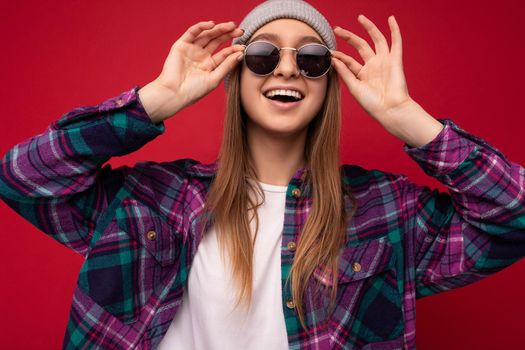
[0,86,165,257]
[402,119,525,298]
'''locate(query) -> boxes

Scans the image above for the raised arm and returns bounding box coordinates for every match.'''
[0,88,163,256]
[332,14,525,294]
[0,21,244,257]
[401,120,525,296]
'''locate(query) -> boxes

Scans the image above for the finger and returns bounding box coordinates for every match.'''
[206,45,245,70]
[179,21,216,43]
[209,50,244,86]
[194,21,237,48]
[357,14,389,55]
[334,26,375,62]
[331,57,360,92]
[204,27,244,53]
[388,16,403,62]
[331,51,362,76]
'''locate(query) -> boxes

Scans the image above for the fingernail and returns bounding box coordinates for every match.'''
[237,53,244,61]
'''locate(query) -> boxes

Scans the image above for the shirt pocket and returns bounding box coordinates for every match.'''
[317,235,404,347]
[77,197,181,325]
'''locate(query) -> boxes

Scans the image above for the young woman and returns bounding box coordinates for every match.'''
[1,0,524,349]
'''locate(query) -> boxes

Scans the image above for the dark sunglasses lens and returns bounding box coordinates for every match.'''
[297,45,331,77]
[245,42,280,75]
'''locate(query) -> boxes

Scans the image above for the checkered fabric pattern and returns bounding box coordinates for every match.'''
[1,86,524,349]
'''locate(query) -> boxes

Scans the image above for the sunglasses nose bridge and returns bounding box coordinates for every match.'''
[279,47,298,60]
[274,47,300,77]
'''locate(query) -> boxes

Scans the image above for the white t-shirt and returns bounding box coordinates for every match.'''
[157,181,289,350]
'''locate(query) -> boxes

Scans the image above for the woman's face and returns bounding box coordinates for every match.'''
[240,19,329,138]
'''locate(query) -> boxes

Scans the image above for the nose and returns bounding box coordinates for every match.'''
[273,48,300,79]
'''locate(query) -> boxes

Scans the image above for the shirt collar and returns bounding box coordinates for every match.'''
[186,160,219,178]
[187,159,309,184]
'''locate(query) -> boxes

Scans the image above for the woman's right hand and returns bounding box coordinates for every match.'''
[138,21,245,124]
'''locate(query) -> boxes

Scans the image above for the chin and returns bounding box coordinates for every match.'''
[256,119,311,138]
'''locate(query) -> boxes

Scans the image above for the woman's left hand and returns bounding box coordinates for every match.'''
[331,15,411,124]
[331,15,444,147]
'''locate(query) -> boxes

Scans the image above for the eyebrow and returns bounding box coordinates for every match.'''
[247,33,324,46]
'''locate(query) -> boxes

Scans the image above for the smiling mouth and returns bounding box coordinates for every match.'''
[266,95,300,103]
[263,89,304,103]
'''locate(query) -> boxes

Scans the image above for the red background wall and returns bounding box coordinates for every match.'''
[1,0,524,348]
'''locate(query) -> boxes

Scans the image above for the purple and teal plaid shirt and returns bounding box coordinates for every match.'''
[1,86,524,349]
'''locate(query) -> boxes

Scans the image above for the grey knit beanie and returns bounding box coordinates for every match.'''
[233,0,336,49]
[225,0,335,87]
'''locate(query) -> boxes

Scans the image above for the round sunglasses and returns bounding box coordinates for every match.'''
[243,41,332,79]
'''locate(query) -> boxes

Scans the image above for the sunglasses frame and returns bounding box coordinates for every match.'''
[242,40,333,79]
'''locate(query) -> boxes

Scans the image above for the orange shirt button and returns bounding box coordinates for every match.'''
[146,230,157,241]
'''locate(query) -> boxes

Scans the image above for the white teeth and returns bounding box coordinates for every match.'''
[264,89,303,100]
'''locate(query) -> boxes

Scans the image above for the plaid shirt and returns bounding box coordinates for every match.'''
[1,86,524,350]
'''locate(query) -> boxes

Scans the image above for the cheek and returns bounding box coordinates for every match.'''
[309,79,329,110]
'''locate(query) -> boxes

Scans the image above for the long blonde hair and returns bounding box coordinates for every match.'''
[202,65,355,332]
